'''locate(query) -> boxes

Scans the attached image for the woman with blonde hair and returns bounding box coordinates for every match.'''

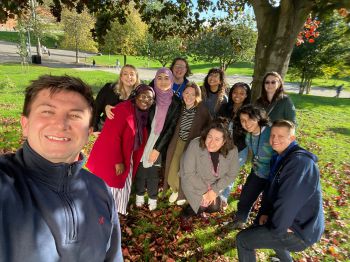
[93,64,140,132]
[163,81,211,205]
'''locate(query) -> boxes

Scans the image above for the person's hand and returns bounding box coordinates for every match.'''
[202,190,217,206]
[259,215,268,225]
[92,131,101,137]
[148,149,160,164]
[115,163,125,175]
[105,105,115,119]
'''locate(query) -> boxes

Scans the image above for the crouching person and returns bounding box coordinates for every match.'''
[0,75,123,261]
[236,120,324,262]
[180,118,239,217]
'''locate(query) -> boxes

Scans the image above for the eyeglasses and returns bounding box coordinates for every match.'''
[265,80,278,85]
[174,65,186,70]
[138,94,154,102]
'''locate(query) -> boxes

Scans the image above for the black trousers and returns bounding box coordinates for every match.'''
[135,164,160,199]
[236,172,268,222]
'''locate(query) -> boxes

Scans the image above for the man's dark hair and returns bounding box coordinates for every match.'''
[23,75,95,127]
[199,117,234,157]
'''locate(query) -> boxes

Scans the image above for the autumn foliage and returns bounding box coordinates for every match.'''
[296,17,320,46]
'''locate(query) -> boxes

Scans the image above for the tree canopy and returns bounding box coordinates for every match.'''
[2,0,350,100]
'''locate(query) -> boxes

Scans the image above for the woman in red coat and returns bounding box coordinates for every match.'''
[87,84,155,215]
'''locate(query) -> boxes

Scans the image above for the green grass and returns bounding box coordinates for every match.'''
[0,31,61,49]
[0,64,349,260]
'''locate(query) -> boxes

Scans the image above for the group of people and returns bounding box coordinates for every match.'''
[0,57,324,262]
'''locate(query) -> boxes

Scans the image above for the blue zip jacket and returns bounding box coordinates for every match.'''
[0,142,123,262]
[259,142,325,246]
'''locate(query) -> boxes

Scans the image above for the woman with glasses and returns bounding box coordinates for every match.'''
[256,71,296,124]
[93,64,140,133]
[163,82,211,206]
[135,68,182,211]
[149,57,192,98]
[87,84,155,215]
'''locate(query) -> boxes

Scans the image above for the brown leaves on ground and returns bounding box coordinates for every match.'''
[119,202,237,261]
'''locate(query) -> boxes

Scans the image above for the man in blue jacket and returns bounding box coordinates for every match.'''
[0,75,123,262]
[235,120,324,262]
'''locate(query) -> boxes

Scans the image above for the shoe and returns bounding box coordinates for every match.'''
[169,192,178,203]
[225,219,245,230]
[176,199,186,206]
[136,195,144,207]
[148,198,157,211]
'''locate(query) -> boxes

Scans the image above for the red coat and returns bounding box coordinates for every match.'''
[86,100,147,188]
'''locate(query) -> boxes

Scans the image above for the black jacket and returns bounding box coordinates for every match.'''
[0,142,123,262]
[93,82,121,131]
[148,95,182,158]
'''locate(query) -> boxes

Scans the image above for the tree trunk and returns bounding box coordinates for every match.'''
[306,79,312,94]
[123,54,127,65]
[250,0,315,101]
[75,43,79,63]
[36,38,42,56]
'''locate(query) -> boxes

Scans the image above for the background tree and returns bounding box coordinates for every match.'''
[2,0,350,100]
[289,11,350,94]
[137,34,186,67]
[101,7,147,65]
[61,8,97,63]
[189,19,257,71]
[16,17,29,66]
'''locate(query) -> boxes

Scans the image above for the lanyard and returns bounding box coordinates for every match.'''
[250,126,261,161]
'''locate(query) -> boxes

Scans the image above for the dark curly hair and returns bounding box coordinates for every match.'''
[235,104,270,134]
[199,117,234,157]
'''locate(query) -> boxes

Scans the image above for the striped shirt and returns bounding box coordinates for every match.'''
[179,106,197,141]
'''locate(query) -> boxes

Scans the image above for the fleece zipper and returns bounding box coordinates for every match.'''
[59,165,78,243]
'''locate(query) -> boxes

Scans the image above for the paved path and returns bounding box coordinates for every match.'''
[1,40,349,98]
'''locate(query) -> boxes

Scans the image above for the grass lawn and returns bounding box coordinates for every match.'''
[0,64,349,260]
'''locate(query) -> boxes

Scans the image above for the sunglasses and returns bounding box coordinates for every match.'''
[264,80,278,85]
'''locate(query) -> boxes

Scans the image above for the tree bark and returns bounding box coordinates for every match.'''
[249,0,315,101]
[123,54,127,65]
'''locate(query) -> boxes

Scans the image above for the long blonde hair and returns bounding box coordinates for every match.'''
[114,64,140,100]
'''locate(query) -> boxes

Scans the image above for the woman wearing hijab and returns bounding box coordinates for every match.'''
[135,68,182,211]
[87,84,155,215]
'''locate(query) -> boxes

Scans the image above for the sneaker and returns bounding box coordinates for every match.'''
[136,195,144,207]
[148,198,157,211]
[169,192,178,203]
[176,199,186,206]
[225,219,245,230]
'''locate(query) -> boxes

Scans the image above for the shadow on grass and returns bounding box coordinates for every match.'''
[327,127,350,136]
[290,94,350,109]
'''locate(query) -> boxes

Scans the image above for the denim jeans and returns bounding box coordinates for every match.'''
[221,152,246,201]
[236,225,308,262]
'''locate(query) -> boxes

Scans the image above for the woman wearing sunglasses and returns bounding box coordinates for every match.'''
[256,72,296,124]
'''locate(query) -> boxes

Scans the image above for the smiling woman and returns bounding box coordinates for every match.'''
[86,84,155,215]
